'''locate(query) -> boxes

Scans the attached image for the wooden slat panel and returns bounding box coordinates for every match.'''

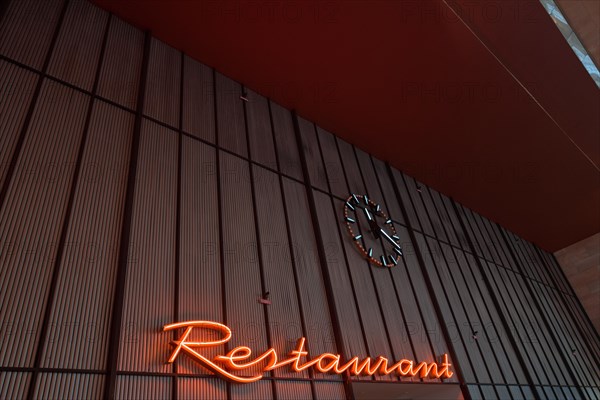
[230,380,272,400]
[32,373,104,399]
[403,176,435,237]
[458,251,526,385]
[0,80,89,367]
[420,185,449,243]
[117,119,177,373]
[182,56,215,142]
[178,377,226,400]
[370,157,405,225]
[40,101,133,370]
[0,0,63,69]
[313,381,346,400]
[47,0,108,91]
[332,198,394,381]
[415,235,477,383]
[0,372,31,399]
[177,137,223,374]
[246,89,276,169]
[216,72,246,157]
[297,116,327,191]
[220,152,269,379]
[96,16,144,109]
[252,166,307,379]
[317,127,346,198]
[336,138,365,195]
[275,381,313,400]
[0,60,38,189]
[114,376,171,400]
[270,101,302,181]
[502,267,567,385]
[282,178,339,380]
[393,225,456,382]
[428,188,460,247]
[311,191,368,366]
[143,38,181,127]
[390,168,421,231]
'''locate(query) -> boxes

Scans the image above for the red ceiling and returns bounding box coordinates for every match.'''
[92,0,600,252]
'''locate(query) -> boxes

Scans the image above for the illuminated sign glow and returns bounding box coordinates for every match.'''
[164,321,453,383]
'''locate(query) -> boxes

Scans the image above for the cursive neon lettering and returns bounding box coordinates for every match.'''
[164,321,453,383]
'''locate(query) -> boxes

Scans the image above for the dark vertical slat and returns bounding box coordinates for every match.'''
[116,120,177,374]
[26,14,112,398]
[37,102,133,372]
[215,72,246,157]
[143,38,181,128]
[0,80,89,369]
[389,167,421,231]
[172,50,184,400]
[385,163,466,391]
[291,111,353,399]
[402,175,435,237]
[114,376,171,399]
[296,116,328,191]
[499,228,588,397]
[213,67,232,400]
[32,373,104,399]
[447,197,540,396]
[245,89,277,169]
[219,152,270,390]
[96,16,144,110]
[424,187,455,245]
[317,127,346,197]
[251,165,309,381]
[46,0,108,91]
[177,377,226,400]
[369,157,405,224]
[414,235,478,384]
[455,251,525,385]
[269,99,317,397]
[0,61,38,191]
[177,137,223,374]
[0,0,65,69]
[242,85,278,400]
[0,0,69,217]
[335,138,365,195]
[103,30,151,400]
[422,191,447,244]
[270,101,303,181]
[0,372,31,399]
[182,55,214,143]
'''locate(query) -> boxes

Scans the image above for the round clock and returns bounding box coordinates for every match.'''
[343,194,403,267]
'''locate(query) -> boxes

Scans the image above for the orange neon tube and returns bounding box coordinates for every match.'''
[163,321,453,383]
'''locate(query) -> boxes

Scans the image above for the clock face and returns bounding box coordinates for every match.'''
[343,194,403,268]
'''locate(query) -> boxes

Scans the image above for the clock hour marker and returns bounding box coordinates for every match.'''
[345,217,355,223]
[346,202,355,211]
[389,255,398,265]
[354,234,362,241]
[386,219,392,224]
[364,195,369,204]
[380,255,386,265]
[375,204,381,212]
[352,194,359,204]
[392,235,400,241]
[394,247,403,256]
[368,248,373,257]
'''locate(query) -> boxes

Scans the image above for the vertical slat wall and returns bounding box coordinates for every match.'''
[0,0,598,399]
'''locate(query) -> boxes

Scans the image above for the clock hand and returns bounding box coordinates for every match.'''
[362,207,381,239]
[379,228,403,255]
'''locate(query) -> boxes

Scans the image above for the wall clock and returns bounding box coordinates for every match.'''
[343,194,403,267]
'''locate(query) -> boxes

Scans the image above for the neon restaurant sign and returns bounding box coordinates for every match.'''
[163,321,453,383]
